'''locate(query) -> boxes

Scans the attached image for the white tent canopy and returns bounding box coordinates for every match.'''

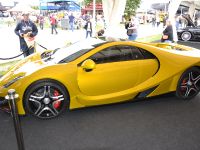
[7,3,36,12]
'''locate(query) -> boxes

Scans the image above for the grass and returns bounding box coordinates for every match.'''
[98,34,162,43]
[136,34,162,43]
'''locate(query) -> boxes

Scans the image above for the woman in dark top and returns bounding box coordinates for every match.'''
[161,20,173,43]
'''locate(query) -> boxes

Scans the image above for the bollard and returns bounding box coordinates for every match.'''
[5,89,25,150]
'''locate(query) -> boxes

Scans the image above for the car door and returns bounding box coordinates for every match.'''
[194,26,200,38]
[77,45,158,96]
[191,26,200,37]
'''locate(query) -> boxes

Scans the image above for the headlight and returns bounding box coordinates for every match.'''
[3,76,24,88]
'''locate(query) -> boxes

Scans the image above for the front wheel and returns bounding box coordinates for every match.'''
[181,31,192,41]
[176,67,200,100]
[24,80,69,119]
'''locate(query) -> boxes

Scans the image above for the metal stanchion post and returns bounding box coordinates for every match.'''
[5,89,25,150]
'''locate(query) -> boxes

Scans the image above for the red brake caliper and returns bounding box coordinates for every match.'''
[53,90,61,109]
[181,78,187,91]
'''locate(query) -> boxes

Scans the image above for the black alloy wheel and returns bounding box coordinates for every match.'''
[24,80,69,119]
[181,31,192,41]
[176,67,200,100]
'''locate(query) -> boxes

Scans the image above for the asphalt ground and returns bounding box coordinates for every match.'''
[178,40,200,49]
[0,41,200,150]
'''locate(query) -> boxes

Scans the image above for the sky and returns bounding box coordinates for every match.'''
[14,0,40,5]
[0,0,81,6]
[0,0,40,6]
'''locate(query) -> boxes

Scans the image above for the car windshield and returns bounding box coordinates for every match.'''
[50,38,105,64]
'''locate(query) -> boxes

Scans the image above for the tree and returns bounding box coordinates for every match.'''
[31,6,39,10]
[124,0,141,17]
[84,0,102,5]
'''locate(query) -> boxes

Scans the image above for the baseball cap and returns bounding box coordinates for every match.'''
[22,12,29,16]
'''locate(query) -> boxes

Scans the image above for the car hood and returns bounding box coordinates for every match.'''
[181,14,195,27]
[0,52,50,86]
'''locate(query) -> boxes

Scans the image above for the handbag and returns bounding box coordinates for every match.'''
[162,35,168,39]
[127,29,134,36]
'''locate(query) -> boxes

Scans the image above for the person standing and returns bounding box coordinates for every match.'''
[39,14,45,30]
[7,14,13,27]
[125,16,139,41]
[14,12,38,57]
[152,16,156,27]
[161,20,173,43]
[84,18,92,38]
[69,13,75,32]
[156,13,160,27]
[50,14,58,34]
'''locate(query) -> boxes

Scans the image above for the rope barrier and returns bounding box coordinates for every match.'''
[0,42,47,60]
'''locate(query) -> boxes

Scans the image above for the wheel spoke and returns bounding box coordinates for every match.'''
[37,106,47,117]
[43,86,51,97]
[48,106,58,116]
[36,106,58,117]
[180,85,187,89]
[188,72,192,82]
[184,87,190,97]
[184,87,198,97]
[51,103,59,114]
[51,95,64,100]
[30,94,43,100]
[191,87,198,93]
[194,75,200,85]
[29,98,42,115]
[181,82,187,86]
[37,106,59,117]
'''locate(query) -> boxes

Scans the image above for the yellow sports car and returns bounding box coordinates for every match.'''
[0,38,200,119]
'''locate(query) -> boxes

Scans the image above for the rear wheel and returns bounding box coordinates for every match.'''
[24,80,69,119]
[176,67,200,100]
[181,31,192,41]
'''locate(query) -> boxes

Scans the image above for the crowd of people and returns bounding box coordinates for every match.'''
[9,11,105,57]
[1,9,199,58]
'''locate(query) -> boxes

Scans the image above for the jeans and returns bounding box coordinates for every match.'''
[20,38,34,57]
[69,22,74,32]
[86,31,92,38]
[128,33,137,41]
[51,24,58,34]
[22,46,34,57]
[40,23,44,30]
[164,40,173,43]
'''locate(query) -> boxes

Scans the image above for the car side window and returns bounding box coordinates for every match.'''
[139,48,156,59]
[128,46,144,60]
[89,45,146,64]
[89,47,122,64]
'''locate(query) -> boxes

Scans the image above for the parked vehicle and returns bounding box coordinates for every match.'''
[0,38,200,119]
[177,14,200,41]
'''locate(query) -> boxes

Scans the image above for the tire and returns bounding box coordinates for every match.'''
[24,80,69,119]
[181,31,192,41]
[176,67,200,100]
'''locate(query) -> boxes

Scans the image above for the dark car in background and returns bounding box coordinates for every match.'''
[0,11,8,17]
[0,11,4,17]
[177,14,200,41]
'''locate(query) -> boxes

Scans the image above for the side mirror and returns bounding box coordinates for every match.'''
[81,59,96,72]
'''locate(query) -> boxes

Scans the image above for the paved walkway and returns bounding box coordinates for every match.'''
[0,23,163,64]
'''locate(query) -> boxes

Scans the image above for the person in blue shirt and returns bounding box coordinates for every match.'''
[68,13,75,32]
[14,12,38,57]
